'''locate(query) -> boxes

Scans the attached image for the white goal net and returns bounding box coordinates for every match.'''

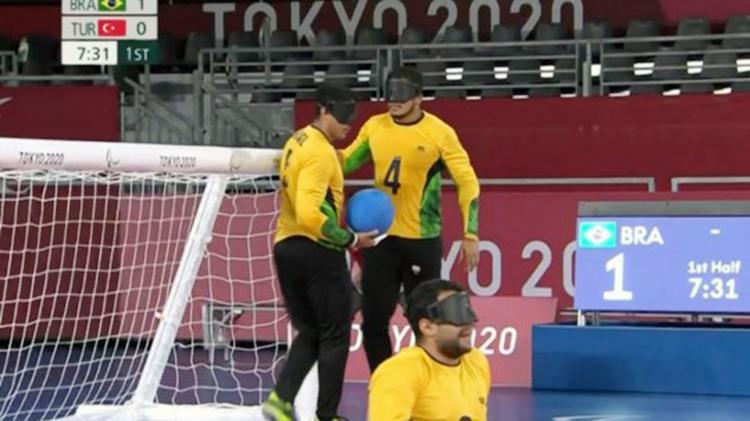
[0,138,315,420]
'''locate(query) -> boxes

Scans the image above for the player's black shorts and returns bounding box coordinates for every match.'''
[273,236,351,333]
[361,235,442,297]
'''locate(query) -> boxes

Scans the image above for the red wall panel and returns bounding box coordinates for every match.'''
[297,94,750,191]
[0,86,119,141]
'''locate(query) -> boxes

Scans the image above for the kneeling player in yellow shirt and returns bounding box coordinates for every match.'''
[369,279,491,421]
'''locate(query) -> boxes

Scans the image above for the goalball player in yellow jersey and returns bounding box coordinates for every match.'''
[341,66,481,372]
[369,279,491,420]
[262,83,378,421]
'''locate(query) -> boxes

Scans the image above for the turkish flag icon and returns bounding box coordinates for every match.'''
[97,19,127,37]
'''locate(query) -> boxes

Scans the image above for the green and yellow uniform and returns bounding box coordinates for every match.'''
[275,125,354,250]
[342,112,480,240]
[369,347,491,421]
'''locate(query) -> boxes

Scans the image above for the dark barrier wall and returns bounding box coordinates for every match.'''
[297,94,750,191]
[0,86,119,141]
[1,1,749,40]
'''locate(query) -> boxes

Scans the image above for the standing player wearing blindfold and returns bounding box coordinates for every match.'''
[368,279,490,420]
[341,66,481,372]
[263,83,378,421]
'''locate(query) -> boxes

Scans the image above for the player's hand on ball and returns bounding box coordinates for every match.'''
[353,230,380,250]
[460,238,480,272]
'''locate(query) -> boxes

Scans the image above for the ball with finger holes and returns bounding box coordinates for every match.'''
[346,188,394,235]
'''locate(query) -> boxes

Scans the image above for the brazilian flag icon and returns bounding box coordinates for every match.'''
[99,0,126,12]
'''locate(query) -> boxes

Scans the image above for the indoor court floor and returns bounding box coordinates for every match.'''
[340,384,750,421]
[3,346,750,420]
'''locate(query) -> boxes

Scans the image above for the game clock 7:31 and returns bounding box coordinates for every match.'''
[62,41,118,65]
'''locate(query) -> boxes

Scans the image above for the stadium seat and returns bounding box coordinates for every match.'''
[653,53,688,81]
[601,55,634,94]
[482,24,521,58]
[529,23,570,56]
[268,30,298,63]
[227,31,260,64]
[630,52,686,94]
[654,52,688,93]
[416,61,447,89]
[722,15,750,57]
[579,22,613,41]
[505,58,542,97]
[354,27,388,60]
[509,58,541,85]
[554,57,578,95]
[683,46,739,93]
[702,48,738,79]
[725,15,750,35]
[528,58,576,97]
[462,60,496,88]
[325,63,371,100]
[313,29,345,61]
[624,20,661,54]
[434,85,466,99]
[400,26,430,59]
[440,25,473,58]
[183,32,213,69]
[280,62,316,99]
[325,63,359,86]
[153,35,181,71]
[577,22,615,59]
[674,17,711,52]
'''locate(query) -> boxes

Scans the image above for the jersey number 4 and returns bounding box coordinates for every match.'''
[384,156,402,194]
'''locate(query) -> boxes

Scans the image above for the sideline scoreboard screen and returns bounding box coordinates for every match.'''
[575,201,750,313]
[61,0,159,65]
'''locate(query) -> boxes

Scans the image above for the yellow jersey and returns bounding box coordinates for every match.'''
[342,112,480,240]
[275,125,354,250]
[369,346,491,421]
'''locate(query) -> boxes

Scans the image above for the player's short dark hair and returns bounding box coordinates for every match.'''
[387,66,424,89]
[405,279,466,339]
[314,82,355,115]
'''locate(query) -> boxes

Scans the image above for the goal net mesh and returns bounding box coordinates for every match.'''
[0,170,286,420]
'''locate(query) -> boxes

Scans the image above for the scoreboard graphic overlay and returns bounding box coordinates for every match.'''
[575,201,750,314]
[61,0,158,65]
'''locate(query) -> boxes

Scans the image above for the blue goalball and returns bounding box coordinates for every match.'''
[346,188,394,235]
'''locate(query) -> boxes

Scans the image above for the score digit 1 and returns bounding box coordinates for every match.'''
[604,253,633,301]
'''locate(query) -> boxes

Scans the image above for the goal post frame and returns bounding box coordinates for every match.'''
[0,137,291,420]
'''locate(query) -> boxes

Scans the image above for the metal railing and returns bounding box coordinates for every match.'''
[593,33,750,95]
[204,84,290,147]
[122,78,198,144]
[193,32,750,102]
[0,51,17,76]
[199,44,388,101]
[4,31,750,148]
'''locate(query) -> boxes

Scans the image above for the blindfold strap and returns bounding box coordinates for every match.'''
[387,78,421,102]
[426,292,478,326]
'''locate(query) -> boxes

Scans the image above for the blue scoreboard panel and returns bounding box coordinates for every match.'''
[575,201,750,313]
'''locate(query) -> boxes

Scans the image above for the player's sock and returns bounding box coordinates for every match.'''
[262,391,296,421]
